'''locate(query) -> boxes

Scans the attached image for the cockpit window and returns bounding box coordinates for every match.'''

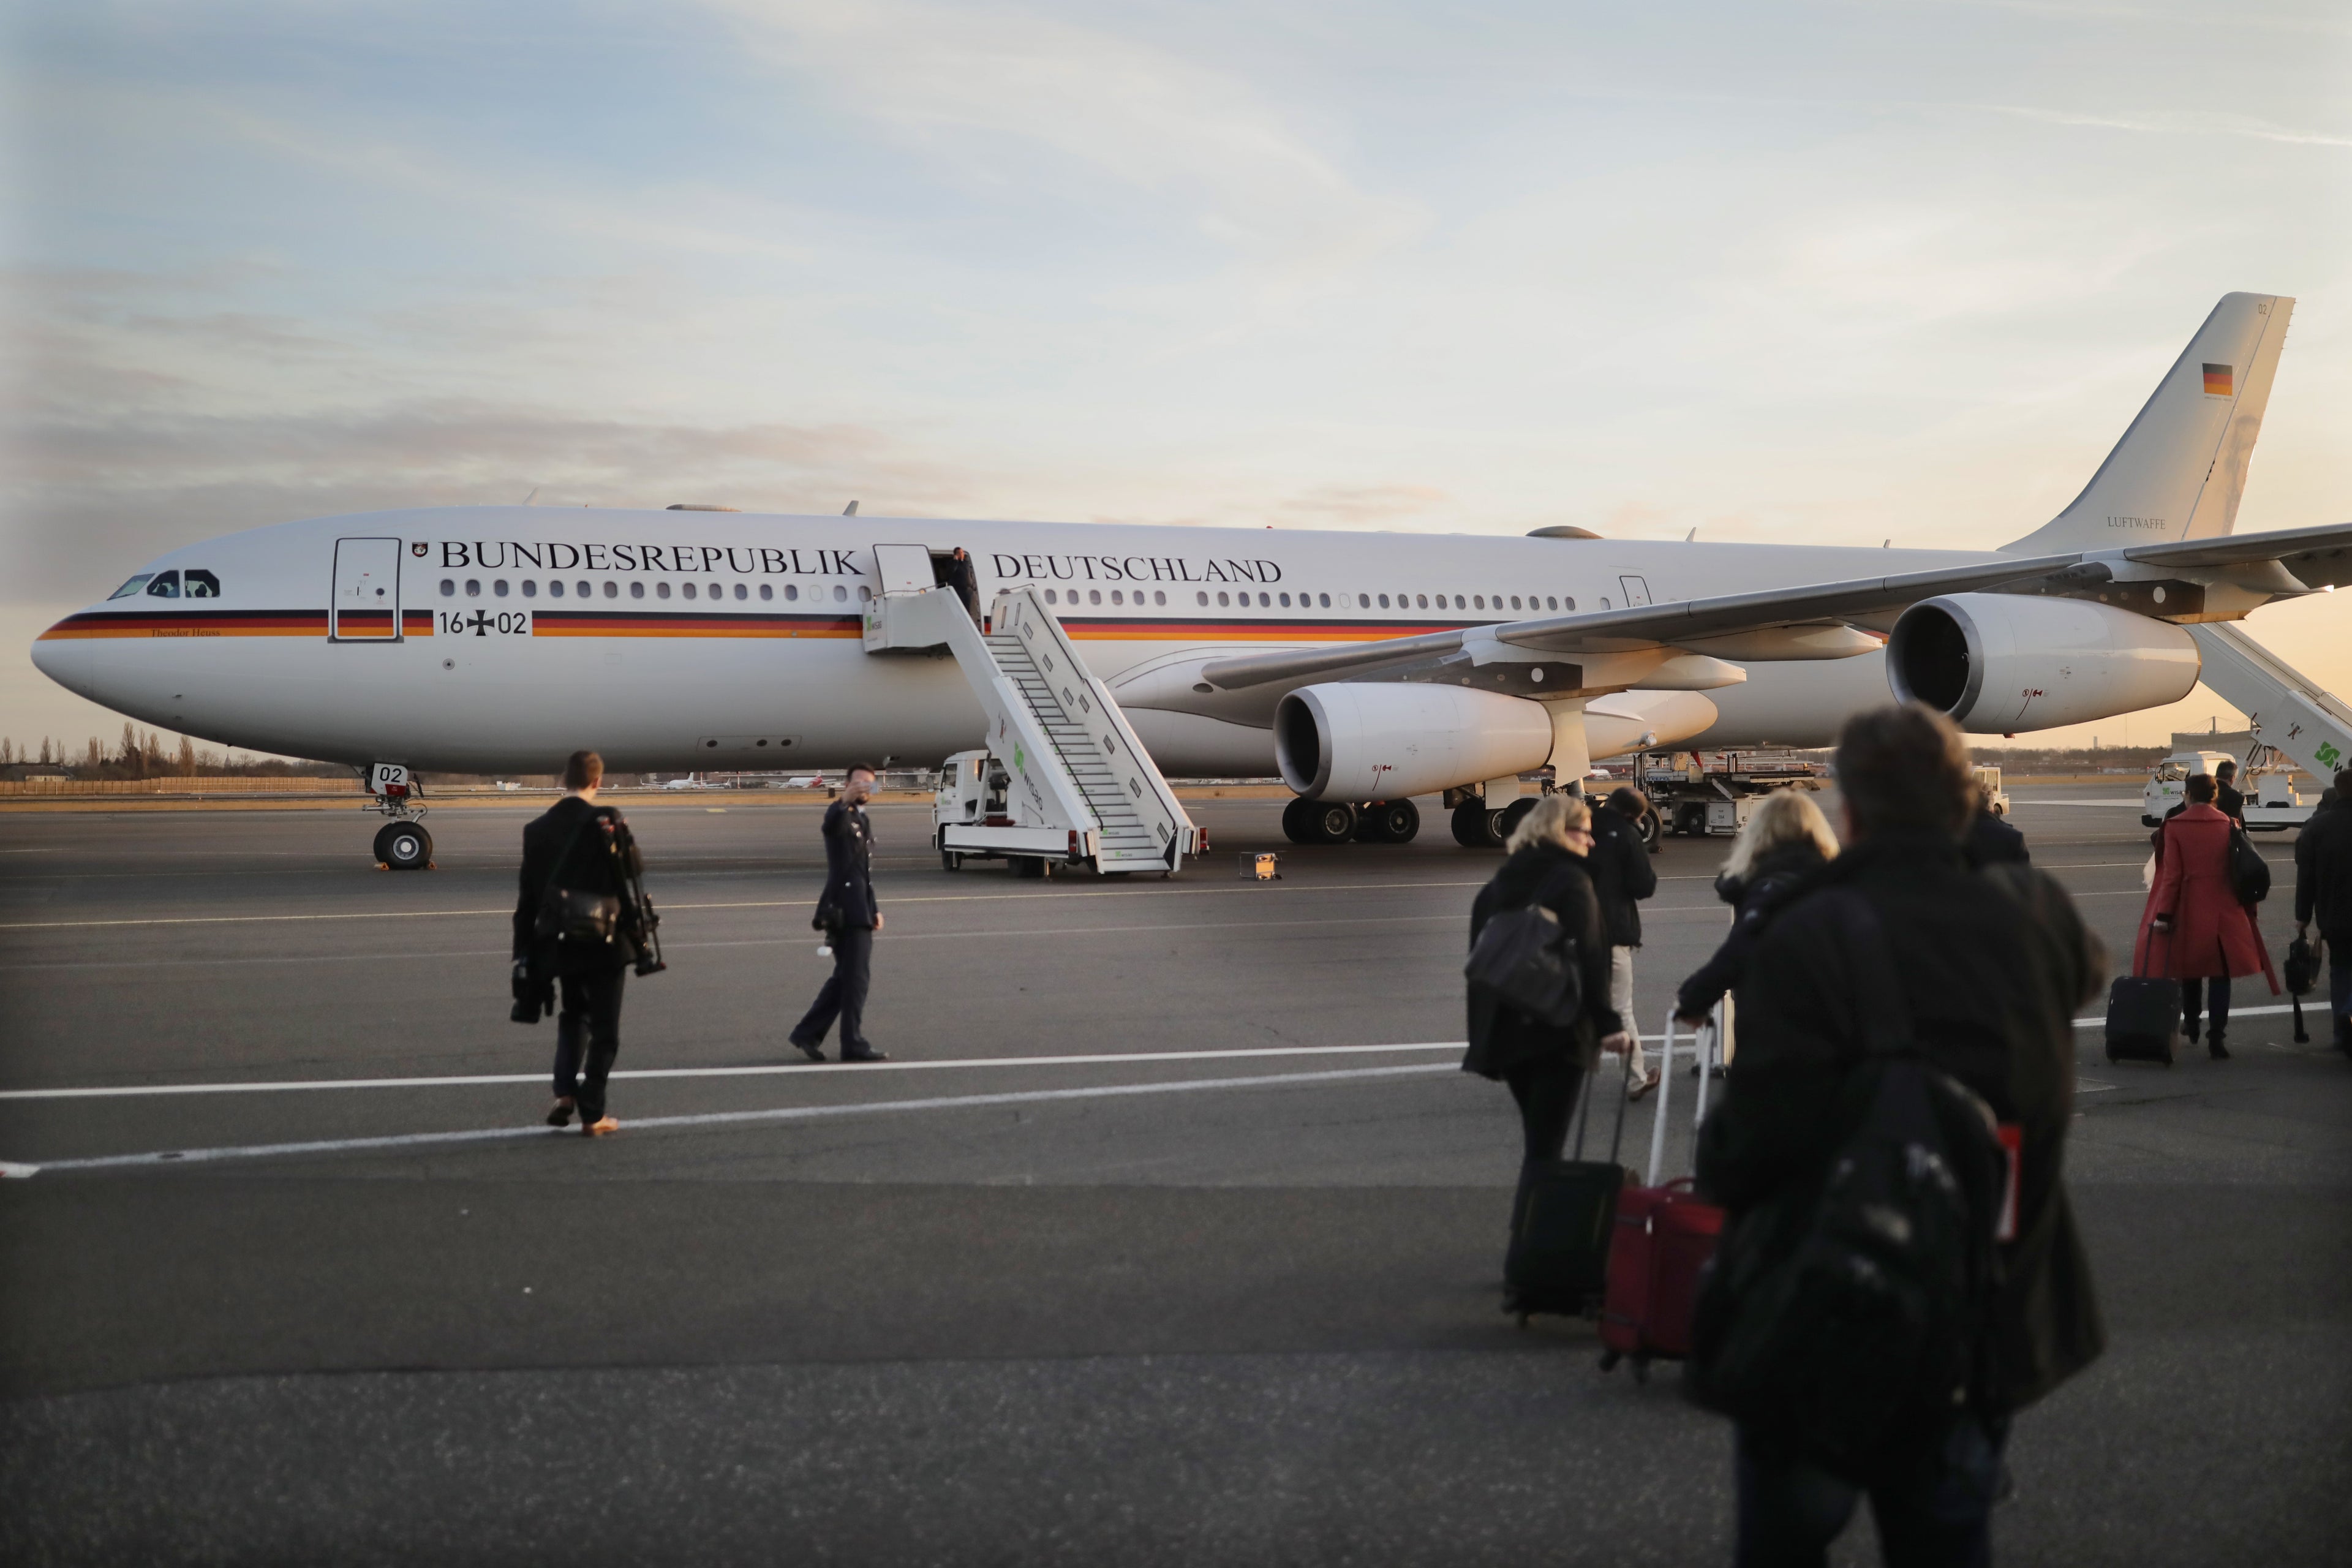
[184,570,220,598]
[108,574,154,600]
[145,571,182,598]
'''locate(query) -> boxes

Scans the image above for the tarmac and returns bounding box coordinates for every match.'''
[1,788,2346,1565]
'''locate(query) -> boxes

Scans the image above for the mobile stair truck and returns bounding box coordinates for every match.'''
[2158,622,2352,831]
[861,545,1200,878]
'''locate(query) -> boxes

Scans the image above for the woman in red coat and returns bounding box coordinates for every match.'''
[2138,773,2278,1059]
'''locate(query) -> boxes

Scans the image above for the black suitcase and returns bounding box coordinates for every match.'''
[1507,1055,1630,1324]
[2105,974,2180,1066]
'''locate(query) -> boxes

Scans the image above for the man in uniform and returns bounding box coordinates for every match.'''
[790,762,890,1063]
[516,750,639,1135]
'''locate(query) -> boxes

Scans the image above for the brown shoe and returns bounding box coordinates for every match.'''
[582,1116,619,1136]
[1627,1068,1662,1102]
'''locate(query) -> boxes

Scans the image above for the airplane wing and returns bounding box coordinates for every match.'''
[2117,519,2352,584]
[1198,550,2080,692]
[1199,520,2352,693]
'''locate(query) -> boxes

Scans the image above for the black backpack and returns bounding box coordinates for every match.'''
[1687,893,2007,1481]
[2226,823,2271,906]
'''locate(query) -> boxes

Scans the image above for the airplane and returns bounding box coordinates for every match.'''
[30,291,2351,869]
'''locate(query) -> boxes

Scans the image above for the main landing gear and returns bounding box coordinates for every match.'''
[1450,797,1536,848]
[1281,796,1422,845]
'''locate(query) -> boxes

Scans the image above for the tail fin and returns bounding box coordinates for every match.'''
[2003,292,2293,554]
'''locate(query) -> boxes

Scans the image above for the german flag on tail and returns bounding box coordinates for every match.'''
[2203,363,2233,396]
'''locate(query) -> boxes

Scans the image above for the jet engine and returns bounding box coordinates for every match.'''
[1887,594,2199,733]
[1276,683,1555,800]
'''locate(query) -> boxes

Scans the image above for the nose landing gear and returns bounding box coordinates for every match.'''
[363,761,434,870]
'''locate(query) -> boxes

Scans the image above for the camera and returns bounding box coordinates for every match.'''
[510,958,552,1024]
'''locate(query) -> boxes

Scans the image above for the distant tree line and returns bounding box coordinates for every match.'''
[0,725,342,779]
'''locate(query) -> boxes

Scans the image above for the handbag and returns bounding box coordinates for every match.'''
[533,810,624,948]
[1466,872,1584,1027]
[2285,935,2322,1044]
[2226,823,2271,905]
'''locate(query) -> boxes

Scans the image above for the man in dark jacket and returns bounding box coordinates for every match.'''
[944,548,981,624]
[2214,758,2247,826]
[2294,771,2352,1055]
[516,750,639,1136]
[1696,704,2105,1566]
[790,763,889,1063]
[1964,786,2029,867]
[1586,787,1660,1095]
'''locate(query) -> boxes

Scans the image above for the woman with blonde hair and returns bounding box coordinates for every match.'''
[1673,786,1840,1030]
[1464,791,1630,1309]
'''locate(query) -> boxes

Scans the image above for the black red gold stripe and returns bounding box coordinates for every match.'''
[41,609,330,639]
[529,609,865,638]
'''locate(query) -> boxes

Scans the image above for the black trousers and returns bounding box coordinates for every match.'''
[1502,1056,1585,1240]
[1736,1417,2007,1568]
[794,925,873,1053]
[2182,975,2233,1038]
[551,965,626,1120]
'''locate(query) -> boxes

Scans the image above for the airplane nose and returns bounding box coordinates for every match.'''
[29,622,95,699]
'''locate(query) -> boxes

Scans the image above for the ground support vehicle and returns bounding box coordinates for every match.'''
[1634,750,1826,839]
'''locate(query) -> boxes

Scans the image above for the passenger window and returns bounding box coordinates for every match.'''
[1454,594,1466,609]
[832,584,848,602]
[184,570,220,598]
[578,581,590,598]
[1090,589,1102,605]
[494,579,510,597]
[735,583,747,600]
[1473,595,1485,609]
[1510,596,1522,610]
[146,571,182,598]
[522,580,538,598]
[604,581,618,598]
[1196,592,1208,606]
[858,586,871,601]
[1563,597,1574,611]
[1045,589,1057,603]
[1278,592,1291,608]
[553,581,569,598]
[684,582,698,600]
[760,583,773,601]
[1259,592,1272,607]
[657,582,672,599]
[465,579,481,597]
[631,581,645,599]
[108,575,155,600]
[1111,590,1123,605]
[784,584,797,601]
[1217,592,1230,607]
[1155,590,1166,606]
[1415,594,1427,609]
[1378,594,1389,608]
[1318,593,1330,608]
[439,579,454,598]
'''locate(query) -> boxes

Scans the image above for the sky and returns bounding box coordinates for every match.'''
[2,0,2347,760]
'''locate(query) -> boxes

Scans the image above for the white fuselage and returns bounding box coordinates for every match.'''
[34,507,1974,775]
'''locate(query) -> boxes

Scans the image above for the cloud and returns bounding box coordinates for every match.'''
[707,0,1423,279]
[1980,104,2352,147]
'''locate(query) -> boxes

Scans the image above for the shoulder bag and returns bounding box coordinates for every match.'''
[1465,865,1585,1027]
[533,810,624,948]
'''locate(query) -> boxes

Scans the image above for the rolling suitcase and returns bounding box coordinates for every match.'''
[1507,1053,1632,1326]
[2105,946,2181,1068]
[1600,1014,1726,1380]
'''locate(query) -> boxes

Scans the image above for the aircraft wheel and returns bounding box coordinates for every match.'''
[374,821,432,871]
[1363,799,1420,843]
[1280,796,1318,845]
[1450,800,1493,847]
[1306,801,1358,845]
[1498,797,1537,840]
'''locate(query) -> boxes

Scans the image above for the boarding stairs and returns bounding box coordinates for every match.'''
[862,551,1199,873]
[2186,622,2352,785]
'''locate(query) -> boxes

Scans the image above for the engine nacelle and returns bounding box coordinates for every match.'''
[1887,594,2199,733]
[1276,683,1555,800]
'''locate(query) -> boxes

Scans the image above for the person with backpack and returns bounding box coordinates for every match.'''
[2137,771,2277,1060]
[1463,793,1630,1297]
[514,750,646,1136]
[1586,786,1662,1097]
[1691,704,2106,1567]
[2294,774,2352,1057]
[1672,786,1840,1031]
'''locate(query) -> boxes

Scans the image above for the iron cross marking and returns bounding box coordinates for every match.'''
[466,611,492,636]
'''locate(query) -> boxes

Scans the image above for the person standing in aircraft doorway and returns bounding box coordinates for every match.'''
[944,548,981,624]
[1588,788,1662,1098]
[790,763,891,1063]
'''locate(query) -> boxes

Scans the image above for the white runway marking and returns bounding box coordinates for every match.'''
[2,1061,1460,1176]
[0,1041,1474,1101]
[0,879,1488,932]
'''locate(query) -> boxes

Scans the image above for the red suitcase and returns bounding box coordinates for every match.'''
[1598,1177,1724,1378]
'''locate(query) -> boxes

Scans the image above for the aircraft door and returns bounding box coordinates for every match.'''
[332,537,403,640]
[1618,575,1654,608]
[872,544,935,595]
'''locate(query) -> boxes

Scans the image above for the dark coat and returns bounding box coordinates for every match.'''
[1964,807,2029,867]
[2294,794,2352,945]
[1463,842,1622,1080]
[816,799,880,930]
[1694,829,2107,1412]
[514,795,639,971]
[944,553,981,618]
[1585,807,1658,948]
[2135,802,2275,987]
[1675,839,1831,1020]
